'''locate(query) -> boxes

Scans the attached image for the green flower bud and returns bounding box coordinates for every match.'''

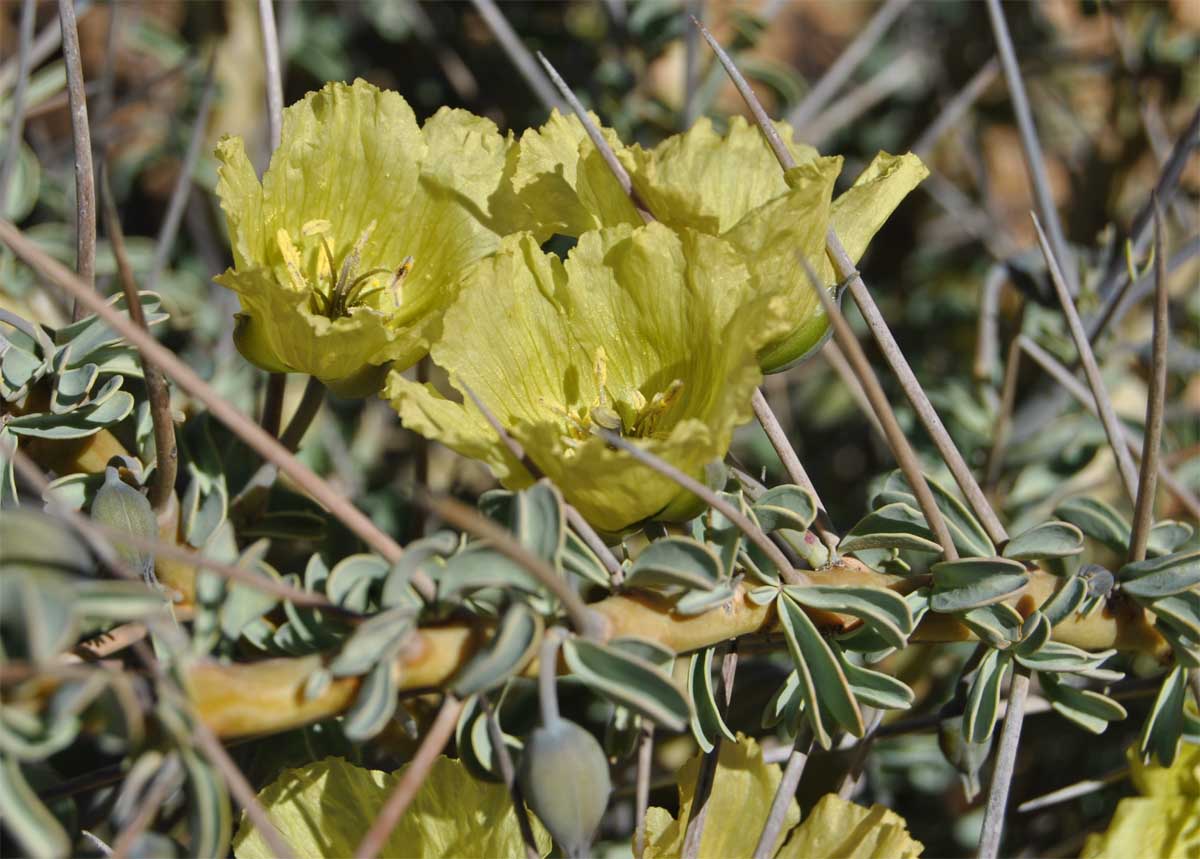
[90,467,157,585]
[518,719,611,859]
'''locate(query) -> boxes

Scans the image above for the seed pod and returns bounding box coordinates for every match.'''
[91,467,157,584]
[518,719,611,859]
[937,713,993,802]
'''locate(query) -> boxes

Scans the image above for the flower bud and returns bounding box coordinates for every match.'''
[518,719,611,859]
[90,467,157,584]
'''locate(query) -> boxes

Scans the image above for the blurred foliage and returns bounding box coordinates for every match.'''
[1,1,1198,857]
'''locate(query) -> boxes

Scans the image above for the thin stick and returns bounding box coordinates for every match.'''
[984,331,1024,491]
[977,665,1031,859]
[469,0,565,113]
[98,166,178,512]
[0,219,432,599]
[634,723,655,859]
[696,17,1008,547]
[802,52,925,147]
[594,428,806,583]
[681,0,703,129]
[58,0,97,321]
[0,0,36,209]
[1128,204,1169,563]
[481,698,540,859]
[459,380,624,586]
[0,2,89,93]
[279,375,325,452]
[837,706,885,799]
[1033,213,1141,503]
[808,270,958,560]
[354,695,465,859]
[822,341,886,443]
[681,646,737,858]
[258,0,284,151]
[1016,767,1127,814]
[1087,105,1199,341]
[1018,335,1200,521]
[785,0,913,131]
[912,57,1000,159]
[752,388,840,556]
[110,756,180,859]
[146,55,217,294]
[985,0,1077,298]
[536,52,652,216]
[189,713,295,859]
[752,734,812,859]
[420,493,603,639]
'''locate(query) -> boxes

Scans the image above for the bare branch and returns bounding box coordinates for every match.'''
[354,695,465,859]
[0,0,36,209]
[977,666,1031,859]
[1032,213,1141,503]
[58,0,97,321]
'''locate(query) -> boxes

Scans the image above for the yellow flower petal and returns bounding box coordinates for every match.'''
[642,735,801,859]
[214,80,513,394]
[386,223,789,533]
[776,793,924,859]
[232,756,551,859]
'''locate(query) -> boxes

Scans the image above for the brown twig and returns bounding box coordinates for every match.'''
[594,428,807,583]
[752,732,813,859]
[98,166,178,512]
[0,218,434,600]
[58,0,97,321]
[468,0,565,113]
[0,0,36,209]
[985,0,1077,298]
[681,645,737,858]
[984,309,1026,492]
[1033,213,1141,503]
[751,388,840,556]
[694,16,1009,548]
[784,0,914,131]
[7,443,341,611]
[458,379,624,586]
[1128,204,1170,563]
[481,698,540,859]
[977,665,1031,859]
[808,269,958,561]
[419,492,603,639]
[1017,335,1200,521]
[146,55,217,294]
[536,52,652,216]
[354,694,465,859]
[634,722,655,859]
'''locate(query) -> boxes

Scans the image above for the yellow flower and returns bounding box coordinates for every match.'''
[385,223,791,534]
[214,79,515,396]
[511,112,928,372]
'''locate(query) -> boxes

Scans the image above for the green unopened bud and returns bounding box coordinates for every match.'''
[518,719,611,859]
[90,467,157,585]
[937,714,993,802]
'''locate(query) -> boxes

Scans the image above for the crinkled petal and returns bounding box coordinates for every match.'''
[621,115,820,234]
[721,156,843,372]
[389,224,789,533]
[829,151,929,270]
[216,267,397,397]
[511,110,641,240]
[776,793,924,859]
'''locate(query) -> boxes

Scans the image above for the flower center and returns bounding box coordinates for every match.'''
[275,220,413,320]
[552,348,684,450]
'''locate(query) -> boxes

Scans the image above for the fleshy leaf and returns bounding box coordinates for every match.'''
[642,735,800,859]
[777,793,924,859]
[232,756,551,859]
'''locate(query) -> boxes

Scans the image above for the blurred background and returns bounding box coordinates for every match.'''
[2,1,1197,854]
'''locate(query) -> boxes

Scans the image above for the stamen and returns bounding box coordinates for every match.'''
[275,229,307,292]
[387,255,415,302]
[301,219,332,237]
